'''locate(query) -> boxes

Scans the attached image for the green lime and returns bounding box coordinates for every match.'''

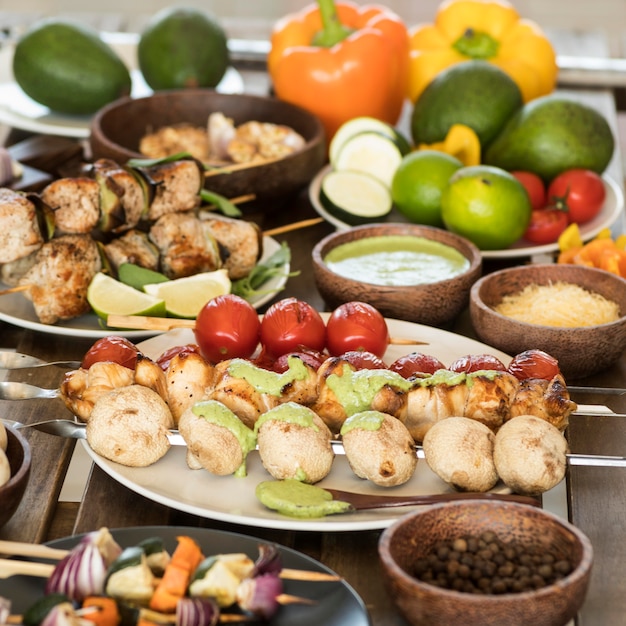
[391,150,463,226]
[87,273,166,319]
[441,165,532,250]
[143,269,231,318]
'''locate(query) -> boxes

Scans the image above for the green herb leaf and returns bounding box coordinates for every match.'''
[200,189,242,217]
[126,151,196,169]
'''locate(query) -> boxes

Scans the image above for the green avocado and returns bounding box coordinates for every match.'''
[138,7,230,90]
[411,60,523,148]
[12,18,132,115]
[483,96,615,182]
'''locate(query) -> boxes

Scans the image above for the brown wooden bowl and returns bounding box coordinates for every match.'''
[469,264,626,379]
[312,223,482,327]
[89,89,326,205]
[0,425,31,528]
[379,500,593,626]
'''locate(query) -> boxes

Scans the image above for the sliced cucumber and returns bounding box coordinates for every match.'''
[320,170,392,225]
[329,116,410,165]
[333,131,404,188]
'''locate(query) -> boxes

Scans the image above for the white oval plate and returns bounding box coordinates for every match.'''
[81,318,513,532]
[0,236,288,339]
[309,165,625,260]
[0,32,244,139]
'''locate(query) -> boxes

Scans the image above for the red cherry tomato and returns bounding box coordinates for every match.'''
[272,348,328,373]
[388,352,446,378]
[81,336,140,370]
[547,169,606,224]
[194,294,260,363]
[339,350,387,370]
[326,302,390,358]
[511,171,546,212]
[523,208,569,245]
[156,344,202,371]
[260,297,326,357]
[448,354,508,373]
[507,349,561,381]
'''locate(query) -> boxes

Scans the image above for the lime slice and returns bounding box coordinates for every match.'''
[143,269,231,318]
[87,272,166,319]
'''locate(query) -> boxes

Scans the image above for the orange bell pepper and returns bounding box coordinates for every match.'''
[268,0,409,142]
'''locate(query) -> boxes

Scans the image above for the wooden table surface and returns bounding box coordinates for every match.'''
[0,41,625,626]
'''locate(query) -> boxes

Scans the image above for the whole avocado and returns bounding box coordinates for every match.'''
[483,96,615,181]
[138,7,230,90]
[411,61,523,148]
[12,18,131,115]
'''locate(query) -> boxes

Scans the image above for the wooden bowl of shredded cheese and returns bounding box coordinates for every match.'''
[469,264,626,379]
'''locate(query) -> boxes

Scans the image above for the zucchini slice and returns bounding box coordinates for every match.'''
[333,131,404,188]
[320,170,392,225]
[329,116,410,165]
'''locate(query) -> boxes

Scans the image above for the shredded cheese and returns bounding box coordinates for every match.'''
[494,281,620,328]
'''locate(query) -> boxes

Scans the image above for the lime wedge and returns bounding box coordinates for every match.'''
[143,269,232,318]
[87,272,167,319]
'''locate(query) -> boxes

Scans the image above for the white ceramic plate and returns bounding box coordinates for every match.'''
[80,318,513,532]
[309,165,625,259]
[0,32,244,139]
[0,236,289,339]
[0,526,371,624]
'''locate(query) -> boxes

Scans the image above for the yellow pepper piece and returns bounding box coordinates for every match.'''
[614,234,626,250]
[557,223,583,253]
[418,123,480,166]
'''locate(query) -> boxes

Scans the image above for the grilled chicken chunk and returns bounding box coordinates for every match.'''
[104,229,160,272]
[18,234,101,324]
[149,211,223,279]
[41,177,100,235]
[0,189,44,263]
[463,371,520,431]
[200,214,263,280]
[141,159,203,221]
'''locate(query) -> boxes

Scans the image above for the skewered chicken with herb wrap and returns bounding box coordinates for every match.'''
[0,188,44,263]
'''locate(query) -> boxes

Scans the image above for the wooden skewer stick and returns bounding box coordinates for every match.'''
[204,156,284,178]
[0,284,30,297]
[0,557,53,579]
[263,217,324,237]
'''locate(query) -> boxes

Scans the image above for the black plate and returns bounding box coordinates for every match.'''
[0,526,371,625]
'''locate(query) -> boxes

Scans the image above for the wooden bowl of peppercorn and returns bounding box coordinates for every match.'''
[378,500,593,626]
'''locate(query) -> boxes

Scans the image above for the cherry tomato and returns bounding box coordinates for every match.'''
[156,344,202,371]
[507,349,561,381]
[547,169,606,224]
[81,336,140,370]
[511,171,546,211]
[388,352,446,379]
[326,302,390,358]
[194,294,261,363]
[448,354,507,373]
[339,350,387,370]
[272,348,328,373]
[523,208,569,245]
[259,297,326,357]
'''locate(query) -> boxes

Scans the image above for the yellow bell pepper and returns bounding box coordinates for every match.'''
[408,0,558,103]
[417,123,481,166]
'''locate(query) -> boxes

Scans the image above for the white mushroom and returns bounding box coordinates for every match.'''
[340,411,417,487]
[0,448,10,487]
[178,399,256,477]
[422,416,498,492]
[0,421,7,451]
[86,384,174,467]
[255,402,334,484]
[493,414,569,495]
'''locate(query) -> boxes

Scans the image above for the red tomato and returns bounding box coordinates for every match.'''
[339,350,387,370]
[326,302,390,358]
[388,352,446,378]
[448,354,507,373]
[259,297,326,357]
[523,208,569,245]
[272,348,328,373]
[511,171,546,211]
[507,349,561,381]
[156,344,202,371]
[547,169,606,224]
[81,336,140,370]
[195,294,261,363]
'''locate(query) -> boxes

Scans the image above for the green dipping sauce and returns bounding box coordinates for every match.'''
[324,235,470,286]
[256,479,353,518]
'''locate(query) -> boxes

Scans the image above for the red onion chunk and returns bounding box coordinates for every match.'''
[252,542,282,576]
[237,573,283,619]
[176,598,220,626]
